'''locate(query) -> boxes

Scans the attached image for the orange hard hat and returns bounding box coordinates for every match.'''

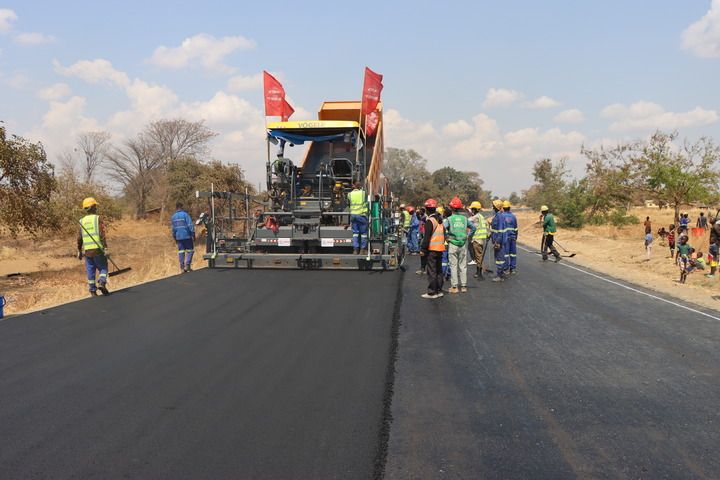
[424,198,438,208]
[449,196,463,209]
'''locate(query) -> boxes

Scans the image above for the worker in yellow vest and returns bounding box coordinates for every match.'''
[469,201,489,278]
[348,182,368,255]
[77,197,110,296]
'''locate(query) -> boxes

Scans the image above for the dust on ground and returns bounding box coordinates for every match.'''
[0,219,201,315]
[516,207,720,313]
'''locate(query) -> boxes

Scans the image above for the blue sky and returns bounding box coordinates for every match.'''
[1,0,719,195]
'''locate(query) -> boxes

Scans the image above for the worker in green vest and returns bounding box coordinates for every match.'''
[541,205,561,262]
[348,182,368,255]
[469,201,489,278]
[77,197,110,296]
[443,197,475,293]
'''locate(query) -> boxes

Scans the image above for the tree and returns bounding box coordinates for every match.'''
[105,135,162,218]
[0,125,56,235]
[631,131,720,223]
[145,119,217,165]
[382,148,430,203]
[523,158,570,210]
[581,143,634,221]
[77,131,112,183]
[430,167,489,205]
[508,191,521,205]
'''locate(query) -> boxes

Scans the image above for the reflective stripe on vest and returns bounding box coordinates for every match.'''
[402,210,411,228]
[81,214,101,252]
[428,218,445,252]
[472,215,488,241]
[348,189,368,215]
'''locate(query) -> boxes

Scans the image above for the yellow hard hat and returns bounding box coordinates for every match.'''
[470,201,482,209]
[492,199,503,210]
[502,200,511,208]
[540,205,549,212]
[436,206,445,215]
[82,197,98,209]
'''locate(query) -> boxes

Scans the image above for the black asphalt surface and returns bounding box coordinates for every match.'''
[0,269,400,480]
[386,248,720,479]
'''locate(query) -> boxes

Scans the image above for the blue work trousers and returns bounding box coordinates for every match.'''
[407,227,419,252]
[176,238,194,269]
[494,243,507,277]
[85,255,108,292]
[351,215,368,249]
[506,237,517,271]
[442,248,450,278]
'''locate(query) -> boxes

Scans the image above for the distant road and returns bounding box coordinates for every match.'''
[0,269,399,479]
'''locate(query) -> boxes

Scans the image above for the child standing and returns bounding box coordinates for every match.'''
[677,237,692,283]
[667,225,675,259]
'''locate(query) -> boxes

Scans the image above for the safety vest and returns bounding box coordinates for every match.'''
[428,217,446,252]
[348,189,368,216]
[472,214,488,241]
[402,210,411,228]
[80,214,102,252]
[446,214,469,246]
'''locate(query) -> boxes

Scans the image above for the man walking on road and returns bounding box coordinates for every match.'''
[540,205,561,262]
[171,202,195,273]
[407,206,420,254]
[444,197,475,293]
[77,197,110,296]
[503,200,518,274]
[469,201,489,278]
[420,198,445,299]
[491,199,508,282]
[348,182,368,255]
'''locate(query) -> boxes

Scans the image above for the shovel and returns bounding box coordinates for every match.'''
[78,220,132,277]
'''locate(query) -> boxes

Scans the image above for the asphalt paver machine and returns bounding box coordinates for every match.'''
[200,101,403,270]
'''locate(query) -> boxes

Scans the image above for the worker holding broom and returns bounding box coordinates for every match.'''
[77,197,110,296]
[540,205,561,262]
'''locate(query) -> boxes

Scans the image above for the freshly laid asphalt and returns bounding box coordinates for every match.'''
[0,269,400,480]
[4,248,720,479]
[385,248,720,479]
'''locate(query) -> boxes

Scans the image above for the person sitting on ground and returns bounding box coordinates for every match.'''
[681,248,705,283]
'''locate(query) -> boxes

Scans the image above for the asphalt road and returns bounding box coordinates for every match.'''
[385,248,720,479]
[0,269,400,480]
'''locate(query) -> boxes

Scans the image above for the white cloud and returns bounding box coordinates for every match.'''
[525,95,562,109]
[0,8,17,33]
[149,33,255,73]
[601,101,718,132]
[482,88,523,108]
[55,58,130,87]
[682,0,720,58]
[4,71,30,89]
[553,108,585,124]
[14,32,56,44]
[226,72,263,91]
[37,82,71,100]
[441,120,473,138]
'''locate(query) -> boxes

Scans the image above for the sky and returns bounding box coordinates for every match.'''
[1,0,720,195]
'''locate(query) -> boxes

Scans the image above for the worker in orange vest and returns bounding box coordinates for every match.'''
[420,198,445,299]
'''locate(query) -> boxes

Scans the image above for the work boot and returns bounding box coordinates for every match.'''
[415,269,425,275]
[359,248,368,256]
[421,293,438,299]
[448,287,459,294]
[98,283,110,296]
[554,256,561,263]
[352,249,359,255]
[460,286,468,293]
[89,291,98,297]
[180,266,186,274]
[184,266,193,273]
[492,276,504,282]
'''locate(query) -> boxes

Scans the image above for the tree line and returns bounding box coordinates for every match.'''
[0,119,252,236]
[522,131,720,228]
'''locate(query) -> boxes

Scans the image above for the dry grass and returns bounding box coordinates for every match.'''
[516,207,720,312]
[0,218,201,315]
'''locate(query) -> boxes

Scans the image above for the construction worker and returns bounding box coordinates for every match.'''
[540,205,561,262]
[77,197,110,296]
[503,200,518,274]
[420,198,445,299]
[444,197,475,293]
[171,202,195,273]
[348,182,368,255]
[490,199,508,282]
[407,206,420,254]
[469,201,489,278]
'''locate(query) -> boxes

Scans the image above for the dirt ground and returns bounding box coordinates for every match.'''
[0,219,200,315]
[516,207,720,313]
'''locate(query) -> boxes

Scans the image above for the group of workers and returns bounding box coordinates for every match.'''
[396,197,522,299]
[77,197,196,297]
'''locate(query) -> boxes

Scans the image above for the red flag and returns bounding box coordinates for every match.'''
[263,71,287,118]
[365,110,379,136]
[281,99,294,122]
[361,67,383,115]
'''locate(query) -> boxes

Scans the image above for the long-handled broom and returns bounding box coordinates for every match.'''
[78,221,132,276]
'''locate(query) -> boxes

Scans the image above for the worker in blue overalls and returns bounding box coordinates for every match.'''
[171,202,195,273]
[491,199,508,282]
[503,200,518,274]
[407,206,420,254]
[348,182,368,255]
